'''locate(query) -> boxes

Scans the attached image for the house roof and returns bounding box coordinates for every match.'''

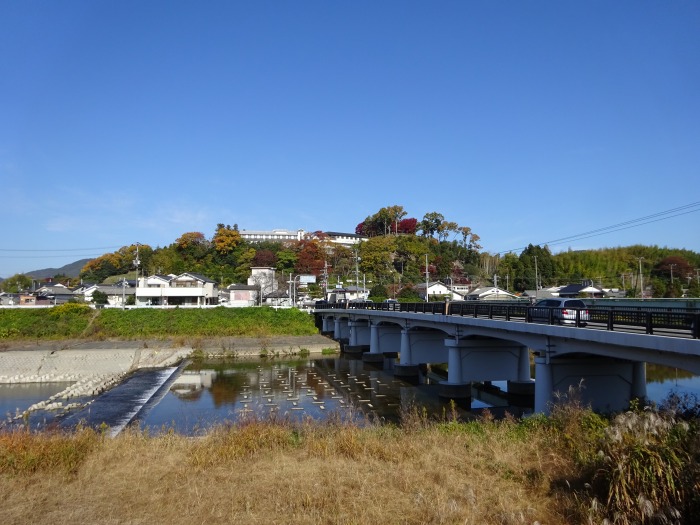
[467,287,518,299]
[175,272,217,284]
[265,290,289,299]
[558,283,604,296]
[227,284,259,291]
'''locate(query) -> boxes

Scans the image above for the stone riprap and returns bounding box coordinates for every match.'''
[0,344,191,420]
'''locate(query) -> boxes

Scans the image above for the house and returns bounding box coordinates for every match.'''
[322,231,367,248]
[264,289,291,307]
[522,286,561,302]
[224,284,259,307]
[136,272,218,306]
[247,267,277,298]
[558,281,605,298]
[465,286,519,301]
[413,281,462,301]
[82,284,135,307]
[0,292,18,306]
[33,283,76,305]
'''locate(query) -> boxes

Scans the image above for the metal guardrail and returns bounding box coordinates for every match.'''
[313,301,700,339]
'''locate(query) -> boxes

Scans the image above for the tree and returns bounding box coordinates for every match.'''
[0,273,32,292]
[91,290,109,305]
[368,284,388,301]
[212,224,241,256]
[420,212,444,238]
[359,236,397,283]
[253,249,277,267]
[457,226,481,251]
[397,217,418,234]
[436,220,458,243]
[397,284,421,301]
[295,239,325,275]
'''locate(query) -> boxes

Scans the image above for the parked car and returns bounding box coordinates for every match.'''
[529,298,589,326]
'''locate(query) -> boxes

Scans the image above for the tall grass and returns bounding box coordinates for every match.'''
[0,427,99,476]
[1,390,697,523]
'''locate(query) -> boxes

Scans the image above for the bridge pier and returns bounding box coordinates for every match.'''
[321,315,334,335]
[394,329,420,381]
[344,320,370,355]
[507,346,535,396]
[333,318,349,341]
[534,356,648,414]
[439,339,471,401]
[362,322,384,365]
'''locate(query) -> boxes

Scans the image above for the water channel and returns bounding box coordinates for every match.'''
[2,354,699,435]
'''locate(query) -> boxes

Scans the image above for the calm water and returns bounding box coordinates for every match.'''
[1,357,699,434]
[0,382,73,428]
[138,357,473,434]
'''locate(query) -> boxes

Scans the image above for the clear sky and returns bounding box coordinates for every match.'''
[1,1,699,277]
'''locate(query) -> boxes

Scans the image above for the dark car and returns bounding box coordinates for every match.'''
[529,298,589,326]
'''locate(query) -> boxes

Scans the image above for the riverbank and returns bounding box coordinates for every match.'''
[2,401,698,525]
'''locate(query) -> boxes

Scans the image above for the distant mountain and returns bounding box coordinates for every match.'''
[25,259,93,279]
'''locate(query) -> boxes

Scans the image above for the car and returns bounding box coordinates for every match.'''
[529,298,589,326]
[383,299,398,303]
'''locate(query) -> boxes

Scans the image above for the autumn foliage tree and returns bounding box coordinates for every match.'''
[212,224,241,256]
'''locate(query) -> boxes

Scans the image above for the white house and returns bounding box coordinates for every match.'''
[413,281,462,301]
[247,267,277,298]
[136,273,218,306]
[82,284,135,307]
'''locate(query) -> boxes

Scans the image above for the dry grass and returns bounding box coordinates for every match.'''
[0,415,578,525]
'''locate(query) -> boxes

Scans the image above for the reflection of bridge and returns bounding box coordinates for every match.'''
[313,304,700,414]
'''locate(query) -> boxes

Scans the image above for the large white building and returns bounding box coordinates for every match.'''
[239,229,306,243]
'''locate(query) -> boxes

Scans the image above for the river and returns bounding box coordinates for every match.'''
[2,356,698,434]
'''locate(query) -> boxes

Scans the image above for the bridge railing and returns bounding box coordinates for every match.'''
[313,301,700,339]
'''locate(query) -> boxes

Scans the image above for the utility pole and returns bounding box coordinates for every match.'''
[425,254,430,302]
[637,257,645,299]
[670,264,676,284]
[533,255,539,300]
[354,250,360,301]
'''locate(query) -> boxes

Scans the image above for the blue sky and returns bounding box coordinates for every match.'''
[1,1,699,277]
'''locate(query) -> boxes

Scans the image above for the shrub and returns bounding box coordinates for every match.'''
[590,407,695,524]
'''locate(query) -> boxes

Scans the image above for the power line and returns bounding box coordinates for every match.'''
[0,246,122,252]
[494,201,700,255]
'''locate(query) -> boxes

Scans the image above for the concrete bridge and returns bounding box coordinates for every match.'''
[314,305,700,414]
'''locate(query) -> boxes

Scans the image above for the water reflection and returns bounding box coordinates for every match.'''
[140,357,485,434]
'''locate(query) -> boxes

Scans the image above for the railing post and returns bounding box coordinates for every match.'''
[645,311,653,335]
[607,310,614,331]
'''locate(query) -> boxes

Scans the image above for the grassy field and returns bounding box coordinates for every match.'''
[1,399,698,525]
[0,304,318,340]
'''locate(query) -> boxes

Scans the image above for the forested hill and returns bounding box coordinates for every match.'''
[2,205,699,298]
